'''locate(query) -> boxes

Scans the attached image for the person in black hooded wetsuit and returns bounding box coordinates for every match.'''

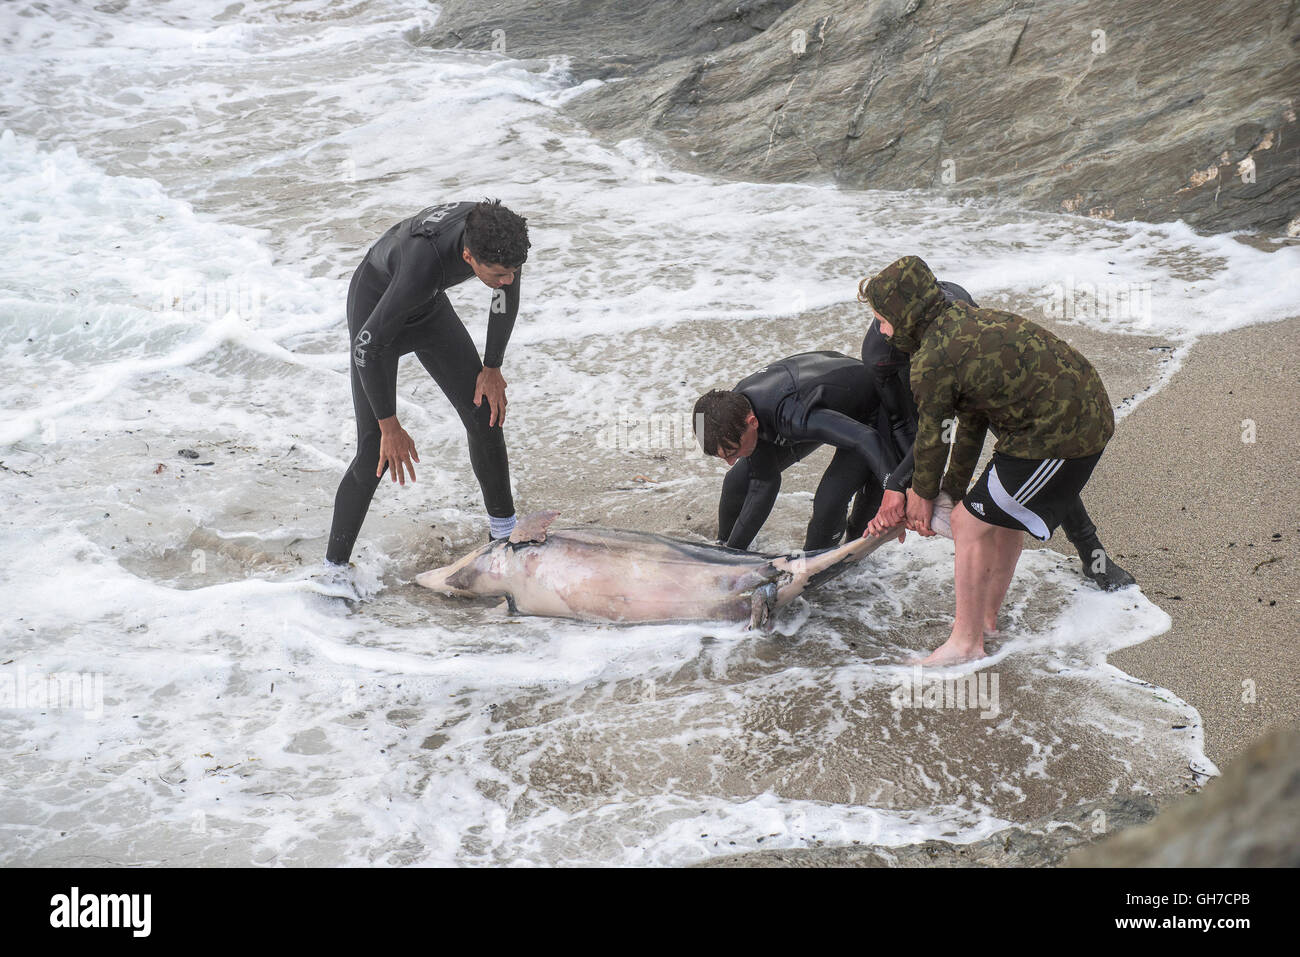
[853,279,1137,591]
[843,279,975,538]
[325,199,529,567]
[694,351,900,552]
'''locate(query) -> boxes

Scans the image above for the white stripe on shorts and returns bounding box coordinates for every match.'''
[988,463,1051,540]
[1014,458,1063,504]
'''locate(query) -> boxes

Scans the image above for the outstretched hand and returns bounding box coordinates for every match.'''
[865,489,907,542]
[475,366,508,428]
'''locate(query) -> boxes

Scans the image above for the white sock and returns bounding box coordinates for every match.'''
[489,514,517,540]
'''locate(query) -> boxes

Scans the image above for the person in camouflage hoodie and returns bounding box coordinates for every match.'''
[860,254,1124,664]
[854,278,1133,593]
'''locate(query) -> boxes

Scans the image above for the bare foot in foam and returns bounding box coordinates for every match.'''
[913,635,987,666]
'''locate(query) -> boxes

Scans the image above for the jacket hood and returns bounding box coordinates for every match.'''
[864,255,948,354]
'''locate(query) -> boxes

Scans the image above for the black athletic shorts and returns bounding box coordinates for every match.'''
[961,451,1102,541]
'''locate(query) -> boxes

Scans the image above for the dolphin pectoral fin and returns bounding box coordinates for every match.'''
[510,509,562,544]
[482,598,518,619]
[747,581,780,632]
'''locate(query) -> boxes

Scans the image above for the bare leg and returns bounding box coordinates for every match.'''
[920,502,1023,665]
[981,521,1023,635]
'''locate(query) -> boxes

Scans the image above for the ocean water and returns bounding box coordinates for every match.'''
[2,0,1294,866]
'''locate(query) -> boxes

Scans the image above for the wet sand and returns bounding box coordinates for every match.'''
[1047,315,1300,767]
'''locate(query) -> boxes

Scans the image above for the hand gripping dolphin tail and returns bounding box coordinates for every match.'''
[416,510,904,629]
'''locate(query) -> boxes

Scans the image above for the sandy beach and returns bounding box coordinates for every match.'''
[1055,315,1300,766]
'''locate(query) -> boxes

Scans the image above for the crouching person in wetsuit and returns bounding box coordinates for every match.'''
[857,270,1135,593]
[860,255,1127,665]
[325,199,529,573]
[693,351,900,552]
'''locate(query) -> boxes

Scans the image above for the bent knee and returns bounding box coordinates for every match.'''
[459,402,500,434]
[346,438,382,479]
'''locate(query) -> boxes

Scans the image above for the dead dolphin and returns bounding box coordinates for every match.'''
[415,510,902,628]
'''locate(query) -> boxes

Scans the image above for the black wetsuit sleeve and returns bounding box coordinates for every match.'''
[482,266,521,369]
[726,444,784,550]
[876,370,917,457]
[800,409,899,487]
[352,240,445,420]
[884,446,914,493]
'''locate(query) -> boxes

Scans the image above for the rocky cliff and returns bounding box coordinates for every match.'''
[430,0,1299,233]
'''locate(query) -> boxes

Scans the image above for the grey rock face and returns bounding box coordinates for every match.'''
[430,0,1299,233]
[428,0,803,78]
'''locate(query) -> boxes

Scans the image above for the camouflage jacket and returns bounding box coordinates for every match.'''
[863,255,1114,500]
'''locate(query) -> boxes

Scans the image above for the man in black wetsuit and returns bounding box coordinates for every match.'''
[856,278,1136,591]
[325,199,529,569]
[693,351,900,552]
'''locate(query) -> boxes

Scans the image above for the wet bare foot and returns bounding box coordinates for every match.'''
[914,636,987,666]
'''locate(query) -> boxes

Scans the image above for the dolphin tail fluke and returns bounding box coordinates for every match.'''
[773,525,904,596]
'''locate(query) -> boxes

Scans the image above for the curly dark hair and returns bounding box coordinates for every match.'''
[463,198,530,268]
[692,390,752,456]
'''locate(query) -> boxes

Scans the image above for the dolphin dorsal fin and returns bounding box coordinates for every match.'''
[510,510,561,544]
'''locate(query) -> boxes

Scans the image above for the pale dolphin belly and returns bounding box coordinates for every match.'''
[503,531,777,623]
[416,515,902,627]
